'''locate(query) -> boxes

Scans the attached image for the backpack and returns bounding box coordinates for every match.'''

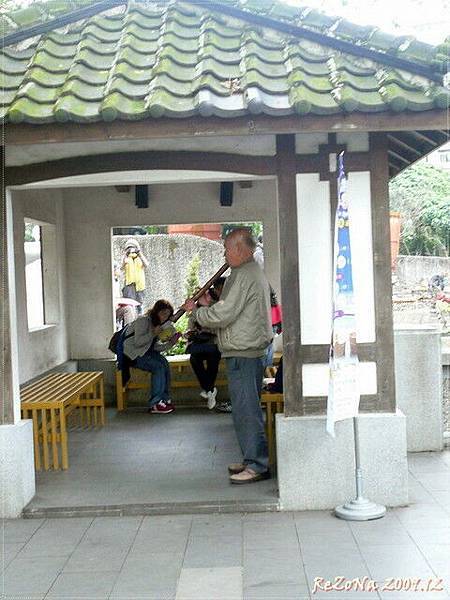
[108,326,134,354]
[108,329,122,354]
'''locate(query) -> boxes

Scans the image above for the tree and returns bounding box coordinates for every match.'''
[185,254,201,299]
[389,163,450,256]
[1,0,32,15]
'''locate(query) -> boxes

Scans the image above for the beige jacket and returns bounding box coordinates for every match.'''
[194,260,272,358]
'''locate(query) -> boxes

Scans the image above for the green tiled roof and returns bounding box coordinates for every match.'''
[1,0,449,123]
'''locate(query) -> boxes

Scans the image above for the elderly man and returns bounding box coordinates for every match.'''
[184,228,272,483]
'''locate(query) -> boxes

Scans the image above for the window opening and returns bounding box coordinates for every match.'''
[24,219,59,330]
[24,221,45,329]
[111,222,264,355]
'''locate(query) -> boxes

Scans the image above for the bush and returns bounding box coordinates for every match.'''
[390,163,450,256]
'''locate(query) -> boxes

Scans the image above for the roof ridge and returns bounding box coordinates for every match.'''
[1,0,127,49]
[183,0,447,83]
[1,0,447,81]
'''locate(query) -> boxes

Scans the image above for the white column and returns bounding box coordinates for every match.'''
[0,184,35,517]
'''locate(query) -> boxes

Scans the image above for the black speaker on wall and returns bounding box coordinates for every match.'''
[220,181,234,206]
[135,185,149,208]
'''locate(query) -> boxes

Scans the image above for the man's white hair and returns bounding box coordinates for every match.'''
[226,227,256,251]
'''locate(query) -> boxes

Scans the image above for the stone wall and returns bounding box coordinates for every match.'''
[396,256,450,285]
[113,234,225,312]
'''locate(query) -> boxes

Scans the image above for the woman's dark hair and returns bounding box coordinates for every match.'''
[209,276,226,301]
[213,276,226,289]
[148,299,174,326]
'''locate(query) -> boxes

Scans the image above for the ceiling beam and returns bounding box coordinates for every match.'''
[5,150,277,187]
[387,134,423,157]
[410,130,440,146]
[387,149,411,165]
[4,111,450,147]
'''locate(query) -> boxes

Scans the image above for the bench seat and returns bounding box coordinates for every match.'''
[260,392,284,466]
[21,371,105,471]
[115,352,282,411]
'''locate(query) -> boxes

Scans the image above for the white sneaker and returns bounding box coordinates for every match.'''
[200,390,209,399]
[207,388,218,410]
[207,389,217,410]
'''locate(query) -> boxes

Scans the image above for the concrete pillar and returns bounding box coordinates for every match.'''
[0,147,14,426]
[394,326,443,452]
[1,168,35,517]
[276,411,408,510]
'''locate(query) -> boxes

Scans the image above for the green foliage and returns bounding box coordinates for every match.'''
[221,222,263,240]
[24,222,36,242]
[185,254,201,299]
[144,225,167,235]
[165,255,202,356]
[389,163,450,256]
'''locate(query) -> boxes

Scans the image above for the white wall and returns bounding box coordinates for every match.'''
[63,179,280,359]
[11,189,69,383]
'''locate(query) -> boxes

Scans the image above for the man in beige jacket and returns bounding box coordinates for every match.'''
[184,228,272,483]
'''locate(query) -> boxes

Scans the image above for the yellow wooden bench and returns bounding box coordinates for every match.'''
[261,392,284,466]
[115,355,228,411]
[116,352,283,411]
[21,371,105,471]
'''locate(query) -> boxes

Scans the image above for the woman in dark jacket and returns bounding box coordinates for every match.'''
[186,277,225,410]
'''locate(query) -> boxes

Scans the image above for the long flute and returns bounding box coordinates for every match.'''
[171,263,229,322]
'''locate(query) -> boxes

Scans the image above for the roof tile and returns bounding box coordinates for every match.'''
[1,0,448,123]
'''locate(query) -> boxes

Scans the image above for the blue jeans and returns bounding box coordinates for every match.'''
[226,357,269,473]
[133,350,170,406]
[264,342,274,369]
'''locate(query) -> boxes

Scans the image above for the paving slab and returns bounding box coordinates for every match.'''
[176,566,243,600]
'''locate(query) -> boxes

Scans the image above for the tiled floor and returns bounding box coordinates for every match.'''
[2,409,450,599]
[27,409,277,512]
[2,452,450,600]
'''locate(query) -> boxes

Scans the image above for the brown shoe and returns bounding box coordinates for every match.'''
[228,463,245,475]
[229,467,270,484]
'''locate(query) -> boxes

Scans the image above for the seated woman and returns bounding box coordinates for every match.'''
[122,299,180,414]
[186,277,225,410]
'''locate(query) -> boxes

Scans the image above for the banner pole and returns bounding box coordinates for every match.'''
[335,417,386,521]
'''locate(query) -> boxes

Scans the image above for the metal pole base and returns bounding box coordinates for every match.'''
[335,497,386,521]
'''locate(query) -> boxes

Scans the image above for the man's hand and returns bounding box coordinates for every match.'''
[183,299,196,312]
[197,292,212,307]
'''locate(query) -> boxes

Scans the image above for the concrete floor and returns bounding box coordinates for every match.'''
[2,449,450,599]
[26,409,278,515]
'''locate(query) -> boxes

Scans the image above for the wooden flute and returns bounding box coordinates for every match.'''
[171,262,229,322]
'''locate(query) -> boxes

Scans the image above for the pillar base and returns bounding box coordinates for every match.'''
[394,327,443,452]
[0,420,35,518]
[276,410,408,510]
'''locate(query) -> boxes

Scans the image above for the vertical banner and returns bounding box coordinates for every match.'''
[327,153,360,437]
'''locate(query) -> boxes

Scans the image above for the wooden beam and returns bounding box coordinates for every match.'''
[4,110,449,146]
[301,343,377,363]
[369,132,396,413]
[388,149,411,165]
[410,130,439,146]
[302,394,380,415]
[295,153,370,174]
[387,134,423,158]
[5,151,277,186]
[276,134,303,417]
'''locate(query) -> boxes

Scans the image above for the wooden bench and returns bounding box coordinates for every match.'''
[21,371,105,471]
[116,352,282,411]
[116,355,228,411]
[261,393,284,466]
